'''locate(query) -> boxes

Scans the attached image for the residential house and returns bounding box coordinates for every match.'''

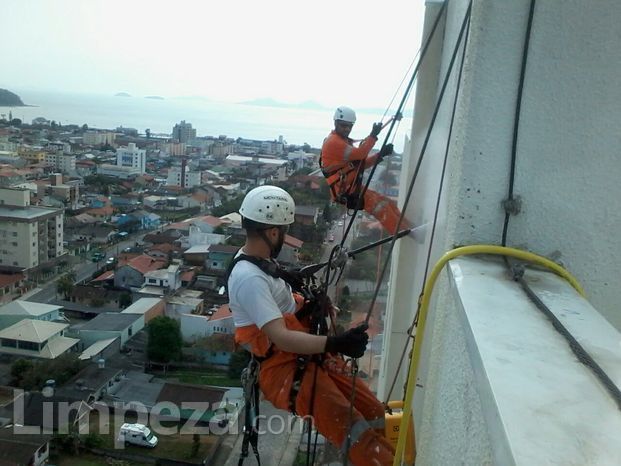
[69,224,117,245]
[142,229,183,247]
[0,428,51,466]
[0,391,90,433]
[79,337,120,362]
[295,205,319,225]
[56,363,124,403]
[113,255,167,290]
[84,205,114,222]
[0,273,25,299]
[0,320,79,359]
[180,303,234,342]
[0,301,65,330]
[206,244,239,271]
[120,297,165,323]
[76,312,144,348]
[165,290,204,321]
[138,264,181,296]
[278,234,303,265]
[145,243,181,261]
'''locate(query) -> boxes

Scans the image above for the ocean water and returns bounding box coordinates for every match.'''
[0,89,412,150]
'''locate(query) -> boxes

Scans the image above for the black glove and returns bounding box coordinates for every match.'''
[325,323,369,358]
[378,143,394,159]
[370,122,383,138]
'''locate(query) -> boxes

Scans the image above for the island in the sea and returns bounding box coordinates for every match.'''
[114,92,132,97]
[145,95,164,100]
[0,89,25,106]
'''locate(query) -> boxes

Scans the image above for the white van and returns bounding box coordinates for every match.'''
[117,423,158,448]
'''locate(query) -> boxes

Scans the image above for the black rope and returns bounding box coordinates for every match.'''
[339,0,448,248]
[501,0,536,246]
[385,5,472,404]
[510,268,621,410]
[364,1,473,326]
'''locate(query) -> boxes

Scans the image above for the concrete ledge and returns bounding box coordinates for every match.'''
[448,256,621,465]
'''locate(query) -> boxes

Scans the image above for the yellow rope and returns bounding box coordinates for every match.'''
[393,245,584,465]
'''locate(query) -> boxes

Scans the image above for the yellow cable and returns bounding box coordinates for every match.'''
[393,245,584,465]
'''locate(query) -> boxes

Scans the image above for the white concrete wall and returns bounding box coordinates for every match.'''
[381,0,621,462]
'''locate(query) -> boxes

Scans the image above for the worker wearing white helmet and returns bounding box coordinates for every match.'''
[229,185,395,466]
[321,106,407,234]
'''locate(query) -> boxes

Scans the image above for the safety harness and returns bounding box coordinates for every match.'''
[227,254,326,466]
[319,144,365,211]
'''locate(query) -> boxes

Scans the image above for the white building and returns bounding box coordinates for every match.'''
[116,142,146,174]
[166,166,202,188]
[83,131,115,146]
[45,153,76,173]
[0,319,78,359]
[0,187,64,270]
[0,301,65,330]
[97,164,141,179]
[377,1,621,465]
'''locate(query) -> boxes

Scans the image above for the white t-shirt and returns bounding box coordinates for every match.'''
[228,256,296,329]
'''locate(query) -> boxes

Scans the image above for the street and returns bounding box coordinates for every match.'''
[23,235,142,305]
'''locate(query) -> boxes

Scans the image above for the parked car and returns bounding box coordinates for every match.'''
[117,423,158,448]
[91,252,106,262]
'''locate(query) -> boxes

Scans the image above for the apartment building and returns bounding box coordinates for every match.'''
[83,131,116,146]
[44,153,76,173]
[166,166,201,188]
[0,187,64,271]
[172,120,196,143]
[116,142,146,174]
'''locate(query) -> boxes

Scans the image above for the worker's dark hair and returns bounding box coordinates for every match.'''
[242,216,277,237]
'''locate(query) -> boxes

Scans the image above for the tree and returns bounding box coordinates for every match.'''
[56,272,76,300]
[81,123,88,131]
[10,359,34,386]
[147,316,182,363]
[191,433,201,457]
[9,118,21,126]
[228,350,251,379]
[119,292,132,309]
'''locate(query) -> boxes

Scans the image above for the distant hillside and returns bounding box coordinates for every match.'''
[0,89,25,106]
[145,95,164,100]
[115,92,132,97]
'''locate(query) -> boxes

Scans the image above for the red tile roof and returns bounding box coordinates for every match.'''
[125,255,167,274]
[210,304,232,321]
[284,234,303,249]
[0,273,24,288]
[93,270,114,282]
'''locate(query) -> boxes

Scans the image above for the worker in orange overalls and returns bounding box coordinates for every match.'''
[321,106,406,234]
[228,185,395,466]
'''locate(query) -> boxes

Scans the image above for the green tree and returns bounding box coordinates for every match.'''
[10,359,34,386]
[228,350,251,379]
[9,118,22,126]
[119,292,132,309]
[147,316,182,363]
[56,272,76,300]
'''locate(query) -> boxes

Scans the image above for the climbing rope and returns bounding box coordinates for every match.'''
[501,0,537,246]
[384,1,472,405]
[338,0,448,249]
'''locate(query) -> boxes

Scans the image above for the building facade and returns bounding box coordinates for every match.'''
[0,187,64,270]
[172,120,197,143]
[116,142,146,174]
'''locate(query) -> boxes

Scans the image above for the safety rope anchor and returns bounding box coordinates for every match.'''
[502,195,522,215]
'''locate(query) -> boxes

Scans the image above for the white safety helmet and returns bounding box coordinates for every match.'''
[333,106,356,124]
[239,185,295,227]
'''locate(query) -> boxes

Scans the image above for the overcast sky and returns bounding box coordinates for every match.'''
[1,0,425,108]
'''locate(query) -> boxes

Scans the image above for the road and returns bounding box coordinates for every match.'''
[23,235,142,305]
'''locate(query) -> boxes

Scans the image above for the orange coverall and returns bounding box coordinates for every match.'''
[321,130,404,234]
[235,312,395,466]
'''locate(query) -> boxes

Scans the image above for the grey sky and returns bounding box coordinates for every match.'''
[1,0,425,108]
